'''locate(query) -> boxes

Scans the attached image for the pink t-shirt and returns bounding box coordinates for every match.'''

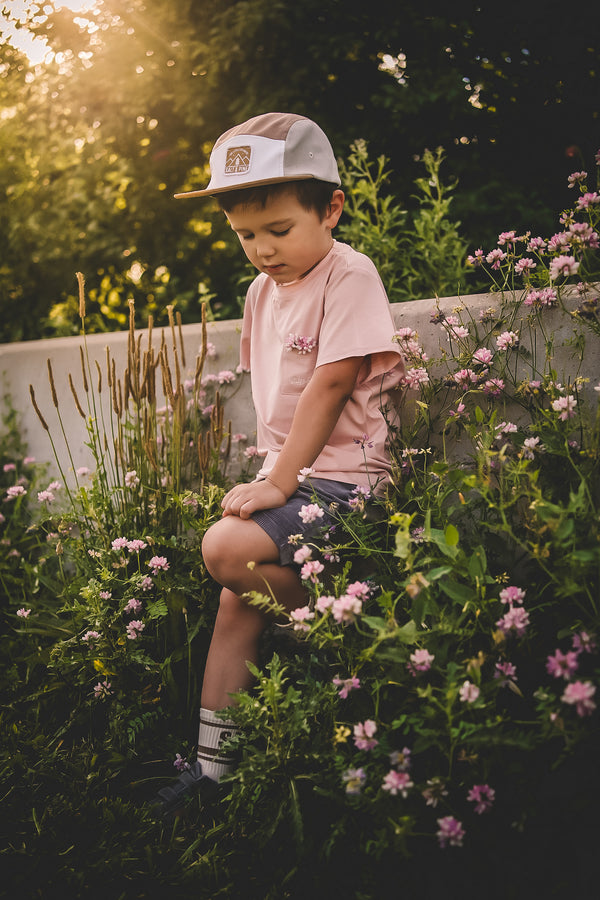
[240,240,404,489]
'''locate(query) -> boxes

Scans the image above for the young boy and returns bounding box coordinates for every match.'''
[157,112,404,818]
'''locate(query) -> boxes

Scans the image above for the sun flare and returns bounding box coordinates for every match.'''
[2,1,100,64]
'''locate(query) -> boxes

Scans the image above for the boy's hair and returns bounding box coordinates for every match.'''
[216,179,339,221]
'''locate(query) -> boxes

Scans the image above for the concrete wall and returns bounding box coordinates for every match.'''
[1,291,598,481]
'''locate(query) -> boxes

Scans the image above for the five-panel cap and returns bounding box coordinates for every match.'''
[174,112,341,199]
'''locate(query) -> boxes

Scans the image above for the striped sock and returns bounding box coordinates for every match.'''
[197,707,241,783]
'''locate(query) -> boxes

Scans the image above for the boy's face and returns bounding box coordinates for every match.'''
[225,189,344,284]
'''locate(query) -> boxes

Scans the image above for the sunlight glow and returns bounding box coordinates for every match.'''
[2,1,99,65]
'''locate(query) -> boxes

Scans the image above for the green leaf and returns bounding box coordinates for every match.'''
[444,524,459,547]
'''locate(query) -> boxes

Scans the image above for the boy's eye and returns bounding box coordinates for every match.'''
[271,228,291,237]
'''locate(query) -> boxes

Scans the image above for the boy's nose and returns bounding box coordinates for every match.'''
[256,239,275,259]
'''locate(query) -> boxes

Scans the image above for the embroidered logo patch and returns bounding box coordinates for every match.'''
[225,145,251,175]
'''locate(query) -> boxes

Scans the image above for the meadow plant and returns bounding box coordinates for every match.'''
[1,152,599,898]
[196,153,600,893]
[6,287,259,760]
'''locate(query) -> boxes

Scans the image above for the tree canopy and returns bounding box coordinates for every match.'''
[1,0,599,341]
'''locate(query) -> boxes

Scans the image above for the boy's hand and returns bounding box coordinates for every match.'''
[221,479,287,519]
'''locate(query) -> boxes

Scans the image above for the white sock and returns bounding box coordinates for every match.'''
[197,707,241,782]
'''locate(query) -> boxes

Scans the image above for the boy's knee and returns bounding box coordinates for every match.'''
[201,522,229,581]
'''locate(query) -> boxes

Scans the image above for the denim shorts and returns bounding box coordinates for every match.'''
[251,477,357,565]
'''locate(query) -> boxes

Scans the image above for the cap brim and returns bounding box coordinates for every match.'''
[174,173,332,199]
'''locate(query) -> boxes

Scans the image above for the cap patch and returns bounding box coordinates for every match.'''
[225,145,251,175]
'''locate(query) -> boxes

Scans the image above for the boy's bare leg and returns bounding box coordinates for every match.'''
[200,516,307,710]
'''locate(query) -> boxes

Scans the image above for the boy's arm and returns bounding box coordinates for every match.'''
[221,356,363,519]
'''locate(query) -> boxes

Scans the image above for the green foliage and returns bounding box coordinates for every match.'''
[339,141,470,302]
[2,1,600,341]
[1,158,600,896]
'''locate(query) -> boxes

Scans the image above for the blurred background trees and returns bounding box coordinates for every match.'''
[1,0,599,341]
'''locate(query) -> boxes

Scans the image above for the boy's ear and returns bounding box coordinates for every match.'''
[326,189,345,227]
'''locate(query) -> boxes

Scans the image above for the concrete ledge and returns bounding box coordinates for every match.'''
[1,291,598,480]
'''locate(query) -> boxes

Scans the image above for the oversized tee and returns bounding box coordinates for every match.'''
[240,240,404,489]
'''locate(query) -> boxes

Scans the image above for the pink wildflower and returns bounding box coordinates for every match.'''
[140,576,154,591]
[494,660,517,686]
[422,778,448,807]
[5,485,26,499]
[522,436,544,459]
[331,594,363,624]
[342,767,366,795]
[546,648,579,680]
[496,606,530,638]
[298,503,324,525]
[16,608,31,618]
[99,591,112,600]
[576,191,600,210]
[437,816,465,848]
[111,537,129,551]
[346,581,371,601]
[483,378,505,396]
[572,631,597,655]
[293,545,312,565]
[174,753,190,773]
[515,258,536,275]
[217,369,236,384]
[82,630,101,642]
[127,539,147,553]
[37,490,55,503]
[527,236,546,252]
[459,681,480,703]
[495,421,518,435]
[567,171,587,188]
[297,466,314,482]
[125,470,140,488]
[473,347,493,365]
[284,333,317,354]
[486,248,506,268]
[315,595,335,613]
[353,719,378,751]
[389,747,411,770]
[402,366,430,389]
[300,559,324,582]
[524,287,557,308]
[148,555,169,574]
[382,770,414,797]
[243,445,260,459]
[408,648,434,676]
[467,783,495,814]
[449,401,467,419]
[289,606,315,633]
[497,230,516,245]
[551,395,577,420]
[549,254,580,280]
[453,368,478,387]
[496,331,519,351]
[467,249,484,266]
[93,680,112,700]
[333,675,361,698]
[124,597,142,615]
[499,586,526,606]
[561,680,597,717]
[126,619,145,640]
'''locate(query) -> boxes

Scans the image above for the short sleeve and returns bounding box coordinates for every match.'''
[316,258,403,382]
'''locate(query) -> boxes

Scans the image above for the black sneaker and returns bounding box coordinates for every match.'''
[153,761,220,822]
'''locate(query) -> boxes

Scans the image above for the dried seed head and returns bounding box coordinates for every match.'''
[76,272,86,319]
[29,385,49,431]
